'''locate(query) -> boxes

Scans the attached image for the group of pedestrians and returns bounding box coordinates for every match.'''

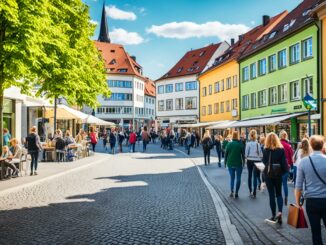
[198,128,326,245]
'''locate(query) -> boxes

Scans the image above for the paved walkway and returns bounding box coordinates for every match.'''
[175,144,326,245]
[0,144,226,244]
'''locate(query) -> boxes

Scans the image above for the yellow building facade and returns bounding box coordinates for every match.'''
[314,2,326,136]
[199,60,239,122]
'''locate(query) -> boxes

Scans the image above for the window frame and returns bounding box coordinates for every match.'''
[268,54,277,73]
[166,99,173,111]
[242,95,249,110]
[258,89,267,107]
[250,93,256,109]
[278,49,287,69]
[258,58,267,76]
[302,37,313,60]
[289,42,300,65]
[243,66,249,82]
[278,84,288,103]
[269,86,278,105]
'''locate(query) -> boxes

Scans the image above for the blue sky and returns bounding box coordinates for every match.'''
[84,0,302,80]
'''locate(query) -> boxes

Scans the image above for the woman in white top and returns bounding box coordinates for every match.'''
[245,129,263,198]
[293,138,311,184]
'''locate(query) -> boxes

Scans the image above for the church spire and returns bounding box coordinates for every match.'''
[98,1,111,43]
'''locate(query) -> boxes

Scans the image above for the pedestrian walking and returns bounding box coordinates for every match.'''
[225,131,245,198]
[279,130,293,206]
[195,131,200,148]
[109,129,116,154]
[245,129,263,198]
[129,130,137,153]
[142,126,150,152]
[202,130,213,166]
[262,132,288,224]
[184,130,191,155]
[214,135,223,167]
[293,138,311,184]
[102,129,108,150]
[222,134,231,167]
[89,127,98,152]
[26,126,42,176]
[118,130,125,153]
[295,135,326,245]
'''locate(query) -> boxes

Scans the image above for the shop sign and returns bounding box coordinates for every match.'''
[293,105,302,110]
[303,93,317,110]
[271,108,286,114]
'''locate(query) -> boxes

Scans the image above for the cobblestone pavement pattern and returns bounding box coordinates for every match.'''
[0,144,225,245]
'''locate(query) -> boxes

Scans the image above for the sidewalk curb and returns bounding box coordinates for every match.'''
[175,148,243,245]
[0,154,112,197]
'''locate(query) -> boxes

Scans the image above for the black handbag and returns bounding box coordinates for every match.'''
[267,151,283,178]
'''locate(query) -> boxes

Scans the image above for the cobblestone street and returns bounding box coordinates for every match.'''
[0,144,225,245]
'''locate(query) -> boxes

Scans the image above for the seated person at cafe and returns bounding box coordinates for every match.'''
[53,129,63,140]
[1,145,18,178]
[55,134,66,162]
[8,138,23,165]
[64,130,75,146]
[75,129,86,144]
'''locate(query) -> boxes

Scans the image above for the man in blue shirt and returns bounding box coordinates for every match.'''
[295,135,326,245]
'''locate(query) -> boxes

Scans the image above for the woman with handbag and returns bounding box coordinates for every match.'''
[245,129,263,198]
[263,132,288,224]
[295,135,326,245]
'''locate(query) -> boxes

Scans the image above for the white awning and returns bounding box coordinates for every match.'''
[85,115,116,126]
[206,120,236,129]
[174,122,217,128]
[230,113,306,128]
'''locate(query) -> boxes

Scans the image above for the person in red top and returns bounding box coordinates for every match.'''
[129,130,137,153]
[279,130,293,206]
[89,127,98,152]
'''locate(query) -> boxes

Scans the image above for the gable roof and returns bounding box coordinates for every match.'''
[240,0,320,60]
[94,41,145,79]
[200,11,287,76]
[156,43,223,81]
[144,78,156,97]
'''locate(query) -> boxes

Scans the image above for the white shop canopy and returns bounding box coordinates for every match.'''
[174,122,217,128]
[84,115,115,126]
[206,120,236,129]
[229,113,306,128]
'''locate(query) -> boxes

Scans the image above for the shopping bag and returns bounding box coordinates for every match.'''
[287,204,308,228]
[287,204,299,228]
[254,162,265,172]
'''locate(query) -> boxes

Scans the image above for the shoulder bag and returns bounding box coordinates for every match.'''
[267,151,283,178]
[309,156,326,186]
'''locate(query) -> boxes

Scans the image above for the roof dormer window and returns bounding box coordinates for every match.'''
[177,67,183,73]
[269,31,277,39]
[187,67,194,72]
[289,19,296,27]
[199,51,206,57]
[302,9,311,17]
[283,24,289,32]
[118,69,127,73]
[110,49,115,53]
[109,59,116,65]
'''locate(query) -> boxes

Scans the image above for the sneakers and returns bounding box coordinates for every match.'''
[235,193,239,198]
[265,216,277,224]
[229,192,234,198]
[34,171,38,175]
[30,172,34,176]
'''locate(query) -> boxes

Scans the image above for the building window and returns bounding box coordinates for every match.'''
[242,95,249,110]
[106,93,132,101]
[208,105,212,115]
[175,98,183,110]
[258,90,267,107]
[278,49,287,68]
[208,85,213,95]
[268,54,277,72]
[290,43,300,64]
[226,77,232,89]
[232,98,237,109]
[165,84,173,93]
[250,63,257,79]
[202,87,207,97]
[251,93,256,109]
[185,97,197,109]
[258,58,267,76]
[166,99,173,110]
[214,82,220,93]
[302,77,313,96]
[107,80,132,88]
[158,85,164,94]
[158,100,164,111]
[221,79,224,91]
[233,75,238,87]
[175,83,183,92]
[269,87,277,105]
[220,102,224,113]
[226,101,230,112]
[185,81,197,91]
[243,66,249,81]
[202,106,206,116]
[278,84,288,103]
[290,80,301,101]
[302,37,313,60]
[214,103,219,114]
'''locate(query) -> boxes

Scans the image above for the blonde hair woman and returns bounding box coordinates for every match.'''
[293,138,311,184]
[225,131,245,198]
[245,130,263,198]
[202,130,213,166]
[263,133,288,224]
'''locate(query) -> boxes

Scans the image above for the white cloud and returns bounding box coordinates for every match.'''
[90,19,98,25]
[105,5,137,21]
[250,20,256,25]
[139,7,146,14]
[110,28,144,45]
[146,21,250,41]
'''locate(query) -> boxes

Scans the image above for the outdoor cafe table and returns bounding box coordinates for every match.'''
[43,146,55,162]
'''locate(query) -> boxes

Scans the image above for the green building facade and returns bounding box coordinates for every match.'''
[239,24,319,141]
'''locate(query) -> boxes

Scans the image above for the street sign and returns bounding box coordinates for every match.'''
[302,93,317,110]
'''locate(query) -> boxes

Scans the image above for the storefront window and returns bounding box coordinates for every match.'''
[3,99,15,138]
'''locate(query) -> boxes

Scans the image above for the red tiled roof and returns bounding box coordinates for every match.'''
[240,0,320,60]
[144,78,156,97]
[156,43,223,81]
[201,11,287,75]
[94,41,145,79]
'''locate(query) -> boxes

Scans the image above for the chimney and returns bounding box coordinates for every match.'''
[131,56,136,62]
[238,35,244,41]
[230,38,235,46]
[263,15,270,26]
